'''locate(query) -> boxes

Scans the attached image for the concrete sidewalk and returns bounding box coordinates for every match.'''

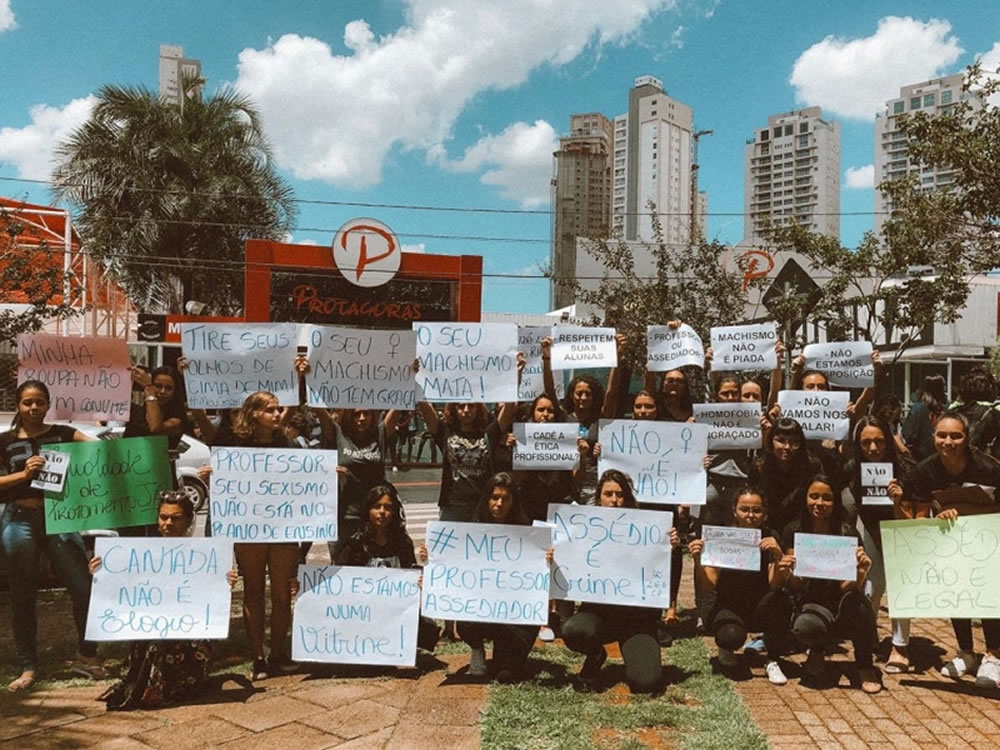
[0,654,486,750]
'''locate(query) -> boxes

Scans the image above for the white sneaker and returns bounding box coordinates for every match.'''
[942,650,981,679]
[537,626,556,642]
[718,647,740,668]
[974,654,1000,689]
[765,660,788,685]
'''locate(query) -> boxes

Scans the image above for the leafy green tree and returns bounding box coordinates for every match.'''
[52,76,295,315]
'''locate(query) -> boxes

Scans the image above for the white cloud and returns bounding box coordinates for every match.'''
[439,120,558,207]
[0,0,16,32]
[0,96,97,180]
[669,25,686,49]
[234,0,673,193]
[790,16,963,120]
[401,242,426,253]
[844,164,874,189]
[979,41,1000,107]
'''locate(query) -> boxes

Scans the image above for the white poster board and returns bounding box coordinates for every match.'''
[512,423,580,471]
[85,538,233,641]
[692,403,762,450]
[647,324,704,371]
[794,532,857,582]
[701,525,761,572]
[180,323,301,408]
[209,447,338,542]
[802,341,874,388]
[777,390,851,440]
[30,450,70,493]
[421,522,550,625]
[292,565,420,666]
[861,462,894,506]
[548,504,673,607]
[304,325,417,410]
[549,326,617,370]
[710,323,778,372]
[414,323,519,402]
[518,326,564,402]
[598,419,708,505]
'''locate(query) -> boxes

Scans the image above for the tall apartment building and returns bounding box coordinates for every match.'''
[550,113,613,309]
[743,107,840,244]
[158,44,202,108]
[612,76,694,245]
[873,73,977,235]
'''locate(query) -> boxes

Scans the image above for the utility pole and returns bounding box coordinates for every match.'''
[690,129,713,245]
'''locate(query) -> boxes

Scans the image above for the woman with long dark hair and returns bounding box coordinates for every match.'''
[749,417,823,535]
[902,375,948,460]
[0,380,101,690]
[124,365,190,449]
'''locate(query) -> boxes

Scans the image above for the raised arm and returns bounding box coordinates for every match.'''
[496,353,526,431]
[766,340,785,411]
[601,334,628,419]
[541,337,557,402]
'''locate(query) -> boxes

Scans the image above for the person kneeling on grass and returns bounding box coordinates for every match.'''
[689,486,792,685]
[560,469,679,694]
[91,492,237,710]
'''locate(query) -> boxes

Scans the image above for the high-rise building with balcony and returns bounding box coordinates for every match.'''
[873,73,977,236]
[743,107,840,244]
[158,44,202,109]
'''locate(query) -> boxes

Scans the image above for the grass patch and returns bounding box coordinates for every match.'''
[481,636,767,750]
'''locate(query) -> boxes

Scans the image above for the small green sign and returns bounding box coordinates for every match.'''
[44,435,173,533]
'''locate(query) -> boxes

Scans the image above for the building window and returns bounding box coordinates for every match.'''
[760,130,769,141]
[784,124,793,136]
[773,127,782,138]
[799,122,808,133]
[893,100,904,114]
[799,135,808,147]
[923,93,935,107]
[941,90,953,104]
[910,96,921,109]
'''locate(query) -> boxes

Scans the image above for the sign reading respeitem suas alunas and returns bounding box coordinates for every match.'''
[549,326,617,370]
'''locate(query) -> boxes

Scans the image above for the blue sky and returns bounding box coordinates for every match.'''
[1,1,997,314]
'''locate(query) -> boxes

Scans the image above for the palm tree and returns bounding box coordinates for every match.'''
[52,76,296,314]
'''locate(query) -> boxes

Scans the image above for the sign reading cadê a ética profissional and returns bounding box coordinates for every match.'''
[85,537,233,641]
[304,325,416,410]
[512,423,580,471]
[209,447,338,542]
[414,323,519,402]
[777,390,850,440]
[180,323,301,408]
[547,504,674,607]
[710,323,778,372]
[421,521,550,625]
[882,516,1000,618]
[43,436,173,533]
[292,565,420,667]
[549,326,617,370]
[598,420,708,504]
[18,334,131,421]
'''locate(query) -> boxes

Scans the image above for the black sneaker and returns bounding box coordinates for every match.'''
[268,654,297,674]
[251,657,269,681]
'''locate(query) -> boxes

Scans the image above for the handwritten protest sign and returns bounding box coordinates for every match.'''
[17,334,131,421]
[548,504,673,607]
[518,326,564,402]
[304,325,416,410]
[31,450,70,493]
[85,538,233,641]
[209,447,338,542]
[692,403,762,450]
[43,436,172,533]
[647,324,704,371]
[777,390,850,440]
[414,323,518,402]
[513,423,580,471]
[422,521,550,625]
[701,525,761,571]
[794,533,858,582]
[803,341,874,388]
[292,566,420,667]
[710,323,778,372]
[180,323,300,408]
[549,326,617,370]
[861,463,893,506]
[882,516,1000,618]
[598,420,708,504]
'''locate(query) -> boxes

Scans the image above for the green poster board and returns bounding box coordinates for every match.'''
[881,516,1000,619]
[44,435,173,533]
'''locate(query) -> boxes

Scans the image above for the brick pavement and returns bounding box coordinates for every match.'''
[0,654,486,749]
